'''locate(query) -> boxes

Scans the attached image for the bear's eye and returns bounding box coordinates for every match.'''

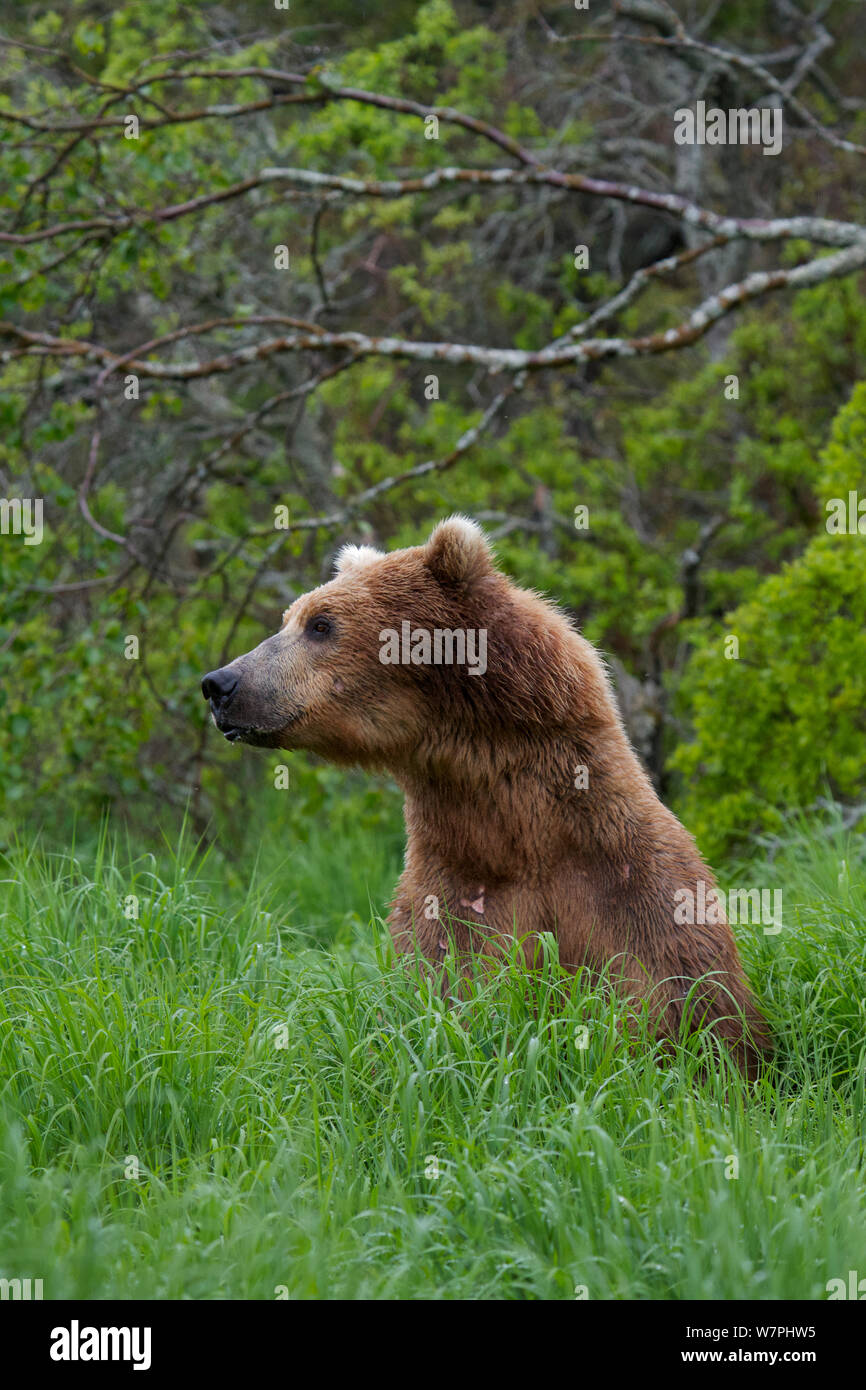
[306,615,333,641]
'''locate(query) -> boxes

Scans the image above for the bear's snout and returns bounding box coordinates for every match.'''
[201,667,243,737]
[201,666,238,706]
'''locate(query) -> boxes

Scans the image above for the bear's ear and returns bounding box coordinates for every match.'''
[424,515,492,587]
[334,542,384,576]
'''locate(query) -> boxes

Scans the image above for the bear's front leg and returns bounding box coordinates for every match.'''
[387,874,526,980]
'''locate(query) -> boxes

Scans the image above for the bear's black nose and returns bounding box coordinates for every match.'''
[201,668,238,705]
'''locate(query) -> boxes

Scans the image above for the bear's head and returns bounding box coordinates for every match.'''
[201,516,589,771]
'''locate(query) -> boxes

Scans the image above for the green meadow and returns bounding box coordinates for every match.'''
[0,810,863,1300]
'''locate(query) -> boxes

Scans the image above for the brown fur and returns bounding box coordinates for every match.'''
[203,517,772,1077]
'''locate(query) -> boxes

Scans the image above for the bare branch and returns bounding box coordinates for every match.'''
[4,237,864,380]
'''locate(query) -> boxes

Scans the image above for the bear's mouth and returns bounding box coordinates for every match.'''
[214,709,303,746]
[217,722,276,746]
[220,724,247,743]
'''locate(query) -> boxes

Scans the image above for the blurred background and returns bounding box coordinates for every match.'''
[1,0,865,906]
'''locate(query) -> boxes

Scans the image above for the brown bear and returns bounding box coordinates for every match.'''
[201,516,772,1077]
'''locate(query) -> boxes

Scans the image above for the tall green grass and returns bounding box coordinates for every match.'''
[0,814,864,1299]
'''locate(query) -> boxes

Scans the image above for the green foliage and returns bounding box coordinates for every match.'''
[0,0,864,851]
[673,383,866,858]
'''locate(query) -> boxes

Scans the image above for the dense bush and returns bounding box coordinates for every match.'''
[673,383,866,858]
